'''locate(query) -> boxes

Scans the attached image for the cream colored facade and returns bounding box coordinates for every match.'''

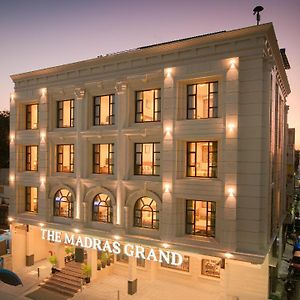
[9,23,290,299]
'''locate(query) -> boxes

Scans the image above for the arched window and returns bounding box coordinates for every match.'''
[92,193,112,223]
[54,189,73,218]
[134,197,159,229]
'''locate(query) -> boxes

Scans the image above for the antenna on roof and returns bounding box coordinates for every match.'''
[253,6,264,25]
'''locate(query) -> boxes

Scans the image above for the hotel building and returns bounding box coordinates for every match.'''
[9,23,290,299]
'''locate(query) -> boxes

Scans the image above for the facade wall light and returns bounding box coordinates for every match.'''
[164,183,171,193]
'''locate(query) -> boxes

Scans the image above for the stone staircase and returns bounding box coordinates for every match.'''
[40,261,83,298]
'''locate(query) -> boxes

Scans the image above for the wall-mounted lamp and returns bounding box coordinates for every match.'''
[10,133,15,144]
[227,188,235,197]
[225,252,233,259]
[164,126,172,138]
[40,176,46,186]
[74,228,80,234]
[41,88,47,97]
[113,235,121,241]
[164,183,171,193]
[227,123,235,132]
[230,59,236,69]
[40,131,46,143]
[39,223,45,227]
[165,68,172,78]
[10,93,15,104]
[8,217,14,222]
[9,174,15,183]
[162,243,170,249]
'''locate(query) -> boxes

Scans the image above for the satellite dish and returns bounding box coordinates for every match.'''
[253,6,264,25]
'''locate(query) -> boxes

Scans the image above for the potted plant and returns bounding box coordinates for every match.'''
[65,247,71,261]
[82,263,92,283]
[48,255,57,274]
[100,251,108,268]
[97,259,101,271]
[70,246,75,260]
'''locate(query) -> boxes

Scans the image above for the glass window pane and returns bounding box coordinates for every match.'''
[188,85,196,95]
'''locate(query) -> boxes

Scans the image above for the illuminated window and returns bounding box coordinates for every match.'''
[134,143,160,176]
[93,144,114,174]
[94,95,115,125]
[25,186,38,213]
[54,189,73,218]
[161,255,190,272]
[26,104,39,129]
[26,145,38,171]
[186,200,216,237]
[134,197,159,229]
[187,82,218,119]
[57,144,74,173]
[57,99,74,128]
[187,141,217,177]
[92,193,112,223]
[201,258,221,278]
[135,89,161,122]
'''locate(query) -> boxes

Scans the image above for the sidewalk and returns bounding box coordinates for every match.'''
[0,259,52,299]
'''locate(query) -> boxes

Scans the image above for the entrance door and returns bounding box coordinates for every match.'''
[75,247,84,263]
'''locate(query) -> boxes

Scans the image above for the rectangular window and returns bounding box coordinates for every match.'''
[161,255,190,272]
[26,146,38,171]
[25,186,38,213]
[93,95,115,126]
[135,89,161,122]
[187,82,218,119]
[93,144,114,174]
[201,259,221,278]
[186,200,216,237]
[57,99,74,128]
[187,141,217,177]
[57,144,74,173]
[134,143,160,176]
[26,104,39,129]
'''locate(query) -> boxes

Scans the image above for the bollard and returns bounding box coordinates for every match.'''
[37,267,40,278]
[117,290,120,300]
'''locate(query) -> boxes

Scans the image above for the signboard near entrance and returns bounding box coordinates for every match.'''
[41,229,183,266]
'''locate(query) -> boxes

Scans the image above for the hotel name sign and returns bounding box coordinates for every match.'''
[41,229,183,266]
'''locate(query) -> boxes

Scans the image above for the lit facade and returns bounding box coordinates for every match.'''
[9,23,290,299]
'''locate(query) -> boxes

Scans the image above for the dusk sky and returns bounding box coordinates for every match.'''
[1,0,299,148]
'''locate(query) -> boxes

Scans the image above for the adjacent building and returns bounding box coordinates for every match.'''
[9,23,291,299]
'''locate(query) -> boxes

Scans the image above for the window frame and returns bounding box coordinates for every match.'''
[57,99,75,128]
[93,94,115,126]
[185,199,216,237]
[134,197,159,230]
[187,81,218,120]
[25,186,38,213]
[92,193,113,223]
[93,143,114,174]
[186,141,217,178]
[56,144,74,173]
[26,104,39,130]
[135,89,161,123]
[134,142,160,176]
[53,189,73,218]
[25,145,38,171]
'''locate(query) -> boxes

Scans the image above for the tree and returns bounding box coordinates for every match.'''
[0,111,9,168]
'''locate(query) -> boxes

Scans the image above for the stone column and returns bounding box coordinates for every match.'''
[74,88,85,221]
[128,256,138,295]
[54,243,65,269]
[161,68,176,240]
[25,225,35,266]
[87,248,98,280]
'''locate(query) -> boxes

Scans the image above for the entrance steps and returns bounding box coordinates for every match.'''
[40,261,83,298]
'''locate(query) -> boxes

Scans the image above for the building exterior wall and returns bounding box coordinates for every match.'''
[9,23,290,299]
